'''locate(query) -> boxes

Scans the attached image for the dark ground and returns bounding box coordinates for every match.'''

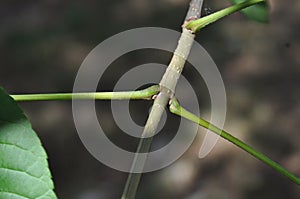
[0,0,300,198]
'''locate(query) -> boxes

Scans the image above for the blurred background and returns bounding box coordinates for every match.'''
[1,0,300,198]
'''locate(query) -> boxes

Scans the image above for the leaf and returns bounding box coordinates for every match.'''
[0,87,57,199]
[230,0,269,23]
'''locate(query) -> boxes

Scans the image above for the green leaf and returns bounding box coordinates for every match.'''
[230,0,269,23]
[0,87,57,199]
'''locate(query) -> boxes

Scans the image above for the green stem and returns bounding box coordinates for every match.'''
[186,0,265,33]
[10,85,159,102]
[169,98,300,186]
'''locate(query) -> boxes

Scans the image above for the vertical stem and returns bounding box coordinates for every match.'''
[121,1,203,198]
[185,0,203,21]
[121,92,169,199]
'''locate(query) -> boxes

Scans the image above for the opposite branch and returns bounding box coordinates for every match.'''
[186,0,265,33]
[169,98,300,186]
[11,85,159,102]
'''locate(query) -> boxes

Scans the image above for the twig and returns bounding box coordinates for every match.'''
[169,97,300,186]
[186,0,265,33]
[10,85,159,101]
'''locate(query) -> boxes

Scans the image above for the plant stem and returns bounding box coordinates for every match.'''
[186,0,265,33]
[121,91,170,199]
[121,1,203,198]
[169,98,300,186]
[10,85,159,102]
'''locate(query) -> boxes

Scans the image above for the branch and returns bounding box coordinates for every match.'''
[121,1,203,198]
[169,97,300,186]
[186,0,265,33]
[10,85,159,101]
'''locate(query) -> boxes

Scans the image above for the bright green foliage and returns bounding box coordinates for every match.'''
[0,88,57,199]
[230,0,269,23]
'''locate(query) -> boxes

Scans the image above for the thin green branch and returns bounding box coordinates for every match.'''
[186,0,265,33]
[169,98,300,186]
[11,85,159,102]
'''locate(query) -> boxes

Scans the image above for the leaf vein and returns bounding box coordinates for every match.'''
[0,167,51,188]
[0,141,44,158]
